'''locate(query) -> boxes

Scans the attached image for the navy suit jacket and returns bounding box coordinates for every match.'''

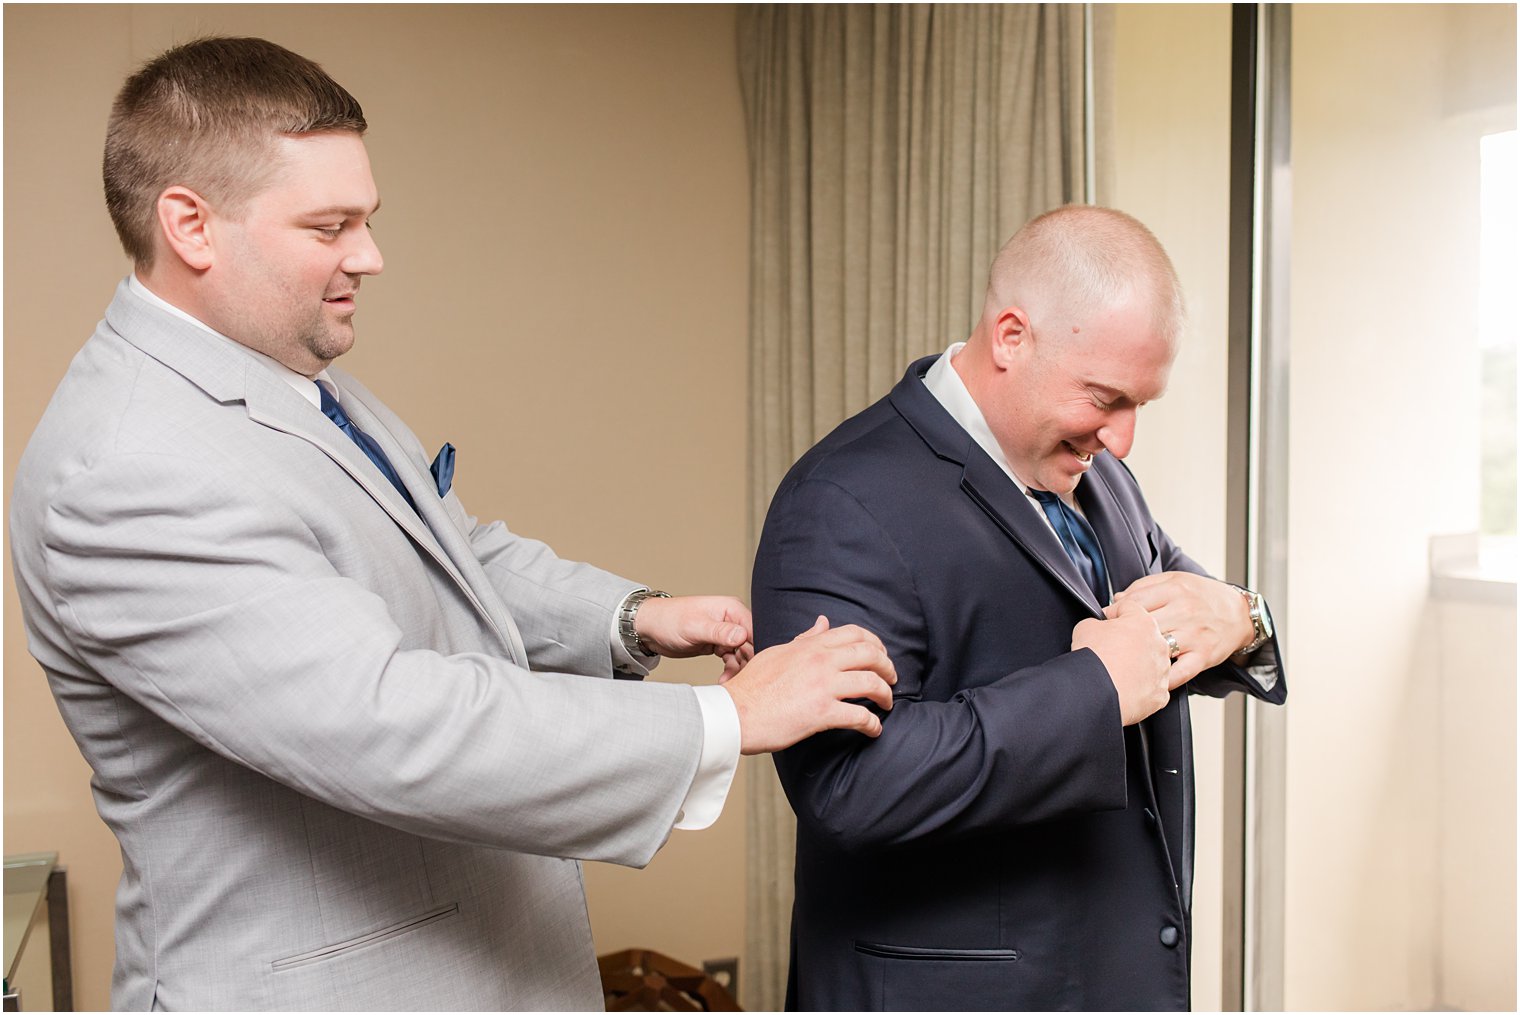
[752,356,1286,1011]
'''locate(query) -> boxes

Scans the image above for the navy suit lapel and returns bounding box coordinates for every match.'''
[1075,459,1152,597]
[1080,460,1192,909]
[959,455,1106,616]
[887,357,1104,618]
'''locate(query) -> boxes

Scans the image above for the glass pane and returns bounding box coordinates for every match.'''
[1284,5,1516,1009]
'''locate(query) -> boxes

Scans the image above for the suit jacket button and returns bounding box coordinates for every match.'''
[1160,925,1180,948]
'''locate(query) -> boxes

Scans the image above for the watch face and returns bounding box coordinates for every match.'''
[1257,596,1274,638]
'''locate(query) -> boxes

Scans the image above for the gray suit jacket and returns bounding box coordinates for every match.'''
[10,280,705,1011]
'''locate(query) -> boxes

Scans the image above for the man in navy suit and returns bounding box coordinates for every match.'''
[752,205,1285,1011]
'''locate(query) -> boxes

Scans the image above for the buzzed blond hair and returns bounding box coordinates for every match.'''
[982,205,1186,343]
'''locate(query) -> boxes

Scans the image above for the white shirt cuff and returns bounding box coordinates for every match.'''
[1240,639,1281,693]
[673,684,741,830]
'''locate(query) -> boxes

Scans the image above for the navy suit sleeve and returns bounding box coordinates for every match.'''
[754,476,1130,853]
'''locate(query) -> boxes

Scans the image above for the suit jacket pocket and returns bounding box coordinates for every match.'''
[271,902,460,972]
[855,941,1022,961]
[854,940,1063,1011]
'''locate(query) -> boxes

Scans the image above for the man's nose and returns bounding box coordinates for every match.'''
[342,228,384,276]
[1097,408,1137,459]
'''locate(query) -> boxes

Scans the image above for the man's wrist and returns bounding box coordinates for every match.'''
[617,588,670,657]
[1228,584,1272,655]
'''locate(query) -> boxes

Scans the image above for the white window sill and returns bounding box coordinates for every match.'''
[1430,533,1517,605]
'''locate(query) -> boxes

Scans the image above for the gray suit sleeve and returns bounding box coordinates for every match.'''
[39,450,701,867]
[453,499,637,678]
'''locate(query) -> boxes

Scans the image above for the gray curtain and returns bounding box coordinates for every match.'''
[737,4,1089,1009]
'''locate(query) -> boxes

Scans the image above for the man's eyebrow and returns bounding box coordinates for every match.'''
[1090,379,1166,404]
[303,200,381,219]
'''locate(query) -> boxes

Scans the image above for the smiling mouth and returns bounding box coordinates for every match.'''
[1063,441,1093,463]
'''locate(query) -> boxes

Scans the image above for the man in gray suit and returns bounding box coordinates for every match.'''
[9,37,895,1011]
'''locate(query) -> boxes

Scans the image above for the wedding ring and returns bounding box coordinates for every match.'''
[1162,631,1181,660]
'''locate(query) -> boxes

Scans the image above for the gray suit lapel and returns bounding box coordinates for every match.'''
[104,280,516,657]
[331,376,531,667]
[239,376,495,624]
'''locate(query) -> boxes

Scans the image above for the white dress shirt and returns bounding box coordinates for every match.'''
[127,274,739,829]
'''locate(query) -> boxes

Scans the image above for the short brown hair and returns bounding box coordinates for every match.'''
[103,37,367,266]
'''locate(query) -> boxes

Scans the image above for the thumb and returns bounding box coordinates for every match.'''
[793,615,830,641]
[712,621,749,648]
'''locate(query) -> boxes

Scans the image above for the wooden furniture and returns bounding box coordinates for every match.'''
[598,948,741,1012]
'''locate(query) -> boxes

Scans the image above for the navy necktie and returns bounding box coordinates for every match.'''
[317,383,417,511]
[1028,488,1109,604]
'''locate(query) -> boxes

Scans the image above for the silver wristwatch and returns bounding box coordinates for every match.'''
[1230,584,1273,655]
[617,589,671,657]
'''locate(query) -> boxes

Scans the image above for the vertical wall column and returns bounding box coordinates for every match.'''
[1223,3,1290,1011]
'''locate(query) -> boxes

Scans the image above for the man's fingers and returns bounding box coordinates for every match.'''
[1118,572,1180,595]
[816,622,889,655]
[1168,654,1205,688]
[1108,596,1154,619]
[826,701,884,738]
[718,649,745,682]
[725,601,755,632]
[830,668,895,711]
[830,640,895,684]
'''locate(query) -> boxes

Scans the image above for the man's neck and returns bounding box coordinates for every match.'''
[130,270,225,340]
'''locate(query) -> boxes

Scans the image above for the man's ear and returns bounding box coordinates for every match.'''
[155,186,217,271]
[988,304,1032,370]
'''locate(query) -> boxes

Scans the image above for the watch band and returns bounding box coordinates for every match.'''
[1230,584,1271,655]
[618,589,671,657]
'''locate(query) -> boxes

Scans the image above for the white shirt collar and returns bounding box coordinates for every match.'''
[921,342,1081,512]
[127,273,336,409]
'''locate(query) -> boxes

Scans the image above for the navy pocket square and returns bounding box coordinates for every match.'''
[430,443,455,497]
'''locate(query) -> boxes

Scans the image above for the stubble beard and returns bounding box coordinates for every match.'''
[301,313,355,367]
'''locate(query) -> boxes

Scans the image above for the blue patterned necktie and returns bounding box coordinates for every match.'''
[1028,488,1109,604]
[317,383,417,511]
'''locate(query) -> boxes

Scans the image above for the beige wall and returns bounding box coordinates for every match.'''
[1105,4,1234,1009]
[3,5,751,1010]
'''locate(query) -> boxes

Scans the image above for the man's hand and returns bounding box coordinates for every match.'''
[1105,572,1253,685]
[633,595,756,680]
[1072,598,1172,725]
[723,616,898,755]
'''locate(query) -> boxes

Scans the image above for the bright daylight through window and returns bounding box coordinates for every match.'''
[1480,129,1516,573]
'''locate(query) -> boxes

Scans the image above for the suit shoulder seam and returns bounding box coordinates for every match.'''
[791,474,931,657]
